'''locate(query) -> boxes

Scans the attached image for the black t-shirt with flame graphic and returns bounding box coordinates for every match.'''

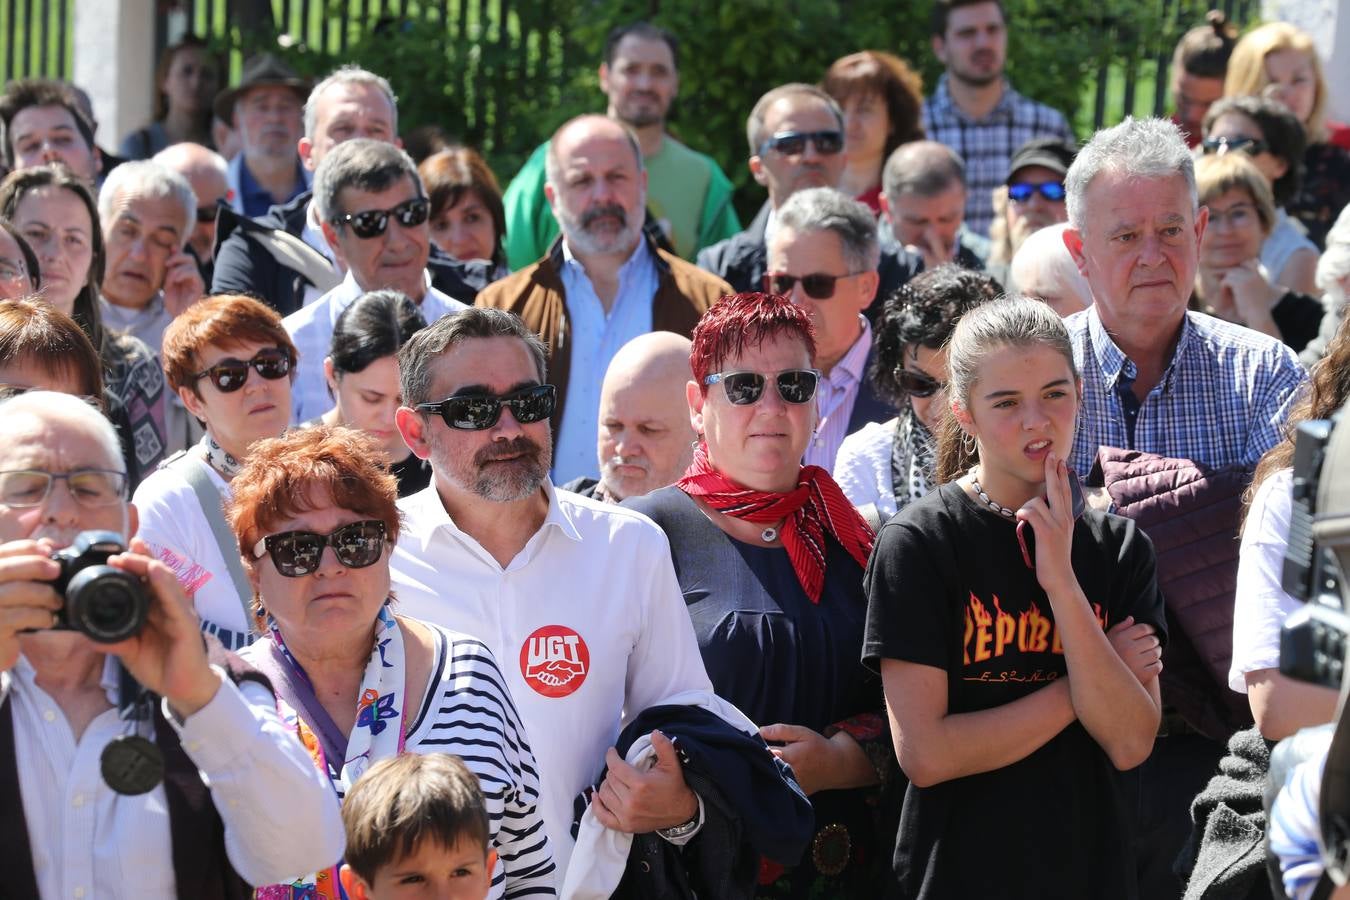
[863,481,1166,900]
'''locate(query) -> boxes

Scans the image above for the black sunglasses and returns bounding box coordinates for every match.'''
[332,196,430,239]
[757,130,844,157]
[704,369,821,406]
[1007,181,1067,203]
[195,198,227,223]
[894,367,945,399]
[416,384,557,430]
[193,347,291,393]
[763,271,858,300]
[252,519,387,578]
[1201,135,1269,157]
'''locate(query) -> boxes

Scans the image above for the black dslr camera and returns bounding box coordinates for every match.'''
[48,531,149,643]
[1280,420,1349,688]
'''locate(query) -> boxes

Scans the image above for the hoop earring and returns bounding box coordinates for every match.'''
[961,430,977,455]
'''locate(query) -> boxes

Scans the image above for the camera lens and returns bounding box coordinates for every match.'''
[65,566,148,643]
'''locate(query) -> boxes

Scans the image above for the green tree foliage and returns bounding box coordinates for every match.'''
[231,0,1197,217]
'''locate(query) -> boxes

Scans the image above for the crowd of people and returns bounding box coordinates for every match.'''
[2,0,1350,897]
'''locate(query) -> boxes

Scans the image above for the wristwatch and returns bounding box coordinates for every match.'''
[656,803,702,841]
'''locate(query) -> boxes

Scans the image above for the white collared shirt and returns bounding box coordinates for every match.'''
[285,269,470,423]
[3,655,343,898]
[389,480,714,875]
[807,315,873,471]
[552,238,658,484]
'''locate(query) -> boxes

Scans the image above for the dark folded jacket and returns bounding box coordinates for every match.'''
[1091,448,1256,739]
[573,703,815,900]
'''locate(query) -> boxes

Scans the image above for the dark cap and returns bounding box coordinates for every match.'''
[213,53,310,124]
[1005,137,1078,184]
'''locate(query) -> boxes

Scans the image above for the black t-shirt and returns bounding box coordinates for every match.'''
[863,482,1166,900]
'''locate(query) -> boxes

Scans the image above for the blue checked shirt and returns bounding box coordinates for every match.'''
[921,76,1074,238]
[1067,306,1307,476]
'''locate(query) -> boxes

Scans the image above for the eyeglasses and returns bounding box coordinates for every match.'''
[416,384,557,430]
[1207,203,1258,230]
[1007,182,1067,203]
[253,519,387,578]
[757,130,845,157]
[193,347,292,393]
[762,271,860,300]
[0,469,128,508]
[703,369,821,406]
[1201,136,1269,157]
[331,197,430,239]
[893,367,946,398]
[195,198,226,224]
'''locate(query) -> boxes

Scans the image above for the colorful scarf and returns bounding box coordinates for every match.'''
[677,442,875,602]
[255,604,407,899]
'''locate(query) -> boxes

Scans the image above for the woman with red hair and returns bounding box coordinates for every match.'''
[626,292,886,897]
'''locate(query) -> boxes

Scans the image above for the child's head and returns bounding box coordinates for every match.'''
[935,294,1080,485]
[339,753,496,900]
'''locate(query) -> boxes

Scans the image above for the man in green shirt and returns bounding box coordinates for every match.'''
[502,22,741,270]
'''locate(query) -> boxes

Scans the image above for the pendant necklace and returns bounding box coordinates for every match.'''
[761,524,779,542]
[970,468,1017,519]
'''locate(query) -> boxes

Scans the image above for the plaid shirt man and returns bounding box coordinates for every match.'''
[922,75,1074,238]
[1066,305,1307,476]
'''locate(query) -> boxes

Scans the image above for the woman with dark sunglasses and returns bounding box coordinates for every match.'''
[309,289,431,497]
[836,265,1000,521]
[864,296,1165,899]
[230,425,555,897]
[1201,95,1319,297]
[625,292,888,897]
[131,296,297,651]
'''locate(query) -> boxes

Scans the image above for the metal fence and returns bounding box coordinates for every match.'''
[2,0,73,82]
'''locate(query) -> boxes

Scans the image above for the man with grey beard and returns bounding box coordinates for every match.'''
[476,114,729,485]
[388,307,718,875]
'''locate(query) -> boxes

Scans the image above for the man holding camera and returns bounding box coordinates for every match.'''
[0,391,343,897]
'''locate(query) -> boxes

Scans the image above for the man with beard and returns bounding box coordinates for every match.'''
[501,22,739,269]
[214,54,309,218]
[562,330,696,503]
[921,0,1074,237]
[388,308,718,873]
[285,139,469,423]
[476,115,728,484]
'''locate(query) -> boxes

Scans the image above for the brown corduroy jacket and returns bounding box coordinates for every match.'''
[474,235,732,431]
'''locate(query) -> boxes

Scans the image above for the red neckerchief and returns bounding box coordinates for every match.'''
[676,443,875,602]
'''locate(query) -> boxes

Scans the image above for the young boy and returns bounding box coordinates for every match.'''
[339,753,499,900]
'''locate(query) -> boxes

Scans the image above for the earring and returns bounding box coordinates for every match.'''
[961,430,977,455]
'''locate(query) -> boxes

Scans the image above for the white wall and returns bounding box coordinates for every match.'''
[72,0,155,150]
[1263,0,1350,125]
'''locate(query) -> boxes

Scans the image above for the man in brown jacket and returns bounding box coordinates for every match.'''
[476,114,730,483]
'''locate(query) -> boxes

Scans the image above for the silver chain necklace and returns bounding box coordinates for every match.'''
[970,469,1016,519]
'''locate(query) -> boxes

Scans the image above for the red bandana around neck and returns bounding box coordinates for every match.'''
[676,443,875,602]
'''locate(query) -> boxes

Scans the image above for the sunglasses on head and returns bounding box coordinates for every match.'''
[253,519,387,578]
[1201,135,1269,157]
[762,271,858,300]
[193,347,291,393]
[416,384,557,430]
[332,196,430,239]
[1007,181,1067,203]
[757,130,845,157]
[704,369,821,406]
[893,367,945,398]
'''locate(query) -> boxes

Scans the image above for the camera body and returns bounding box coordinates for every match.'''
[48,530,148,643]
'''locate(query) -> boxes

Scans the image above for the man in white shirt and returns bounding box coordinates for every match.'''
[0,390,342,898]
[389,307,715,873]
[766,187,889,470]
[285,138,469,422]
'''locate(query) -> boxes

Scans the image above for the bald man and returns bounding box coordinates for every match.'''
[153,142,230,281]
[1009,222,1092,318]
[562,331,696,503]
[477,113,728,485]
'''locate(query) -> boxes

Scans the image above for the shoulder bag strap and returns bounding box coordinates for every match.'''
[178,459,257,637]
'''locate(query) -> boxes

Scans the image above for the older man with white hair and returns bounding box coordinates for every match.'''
[1061,115,1307,898]
[563,330,696,503]
[1008,222,1091,317]
[97,160,204,354]
[0,390,343,898]
[152,142,230,283]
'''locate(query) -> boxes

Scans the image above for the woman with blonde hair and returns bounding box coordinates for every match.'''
[1224,21,1350,248]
